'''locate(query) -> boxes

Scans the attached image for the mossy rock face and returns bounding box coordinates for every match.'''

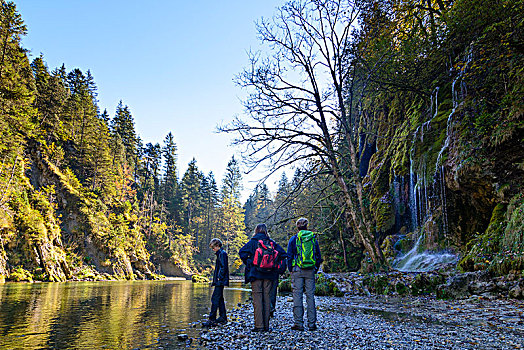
[363,274,389,294]
[395,282,409,295]
[191,274,210,283]
[410,273,444,296]
[279,274,346,296]
[75,266,98,281]
[459,195,524,275]
[315,282,331,296]
[9,267,33,282]
[459,203,506,272]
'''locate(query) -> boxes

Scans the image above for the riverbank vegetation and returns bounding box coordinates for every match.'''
[0,0,248,282]
[0,0,523,286]
[232,0,523,280]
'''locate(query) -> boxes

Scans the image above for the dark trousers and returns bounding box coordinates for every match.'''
[251,279,272,329]
[209,285,226,321]
[269,277,279,313]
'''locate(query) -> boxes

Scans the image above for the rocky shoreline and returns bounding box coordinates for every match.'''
[189,293,524,350]
[326,270,524,300]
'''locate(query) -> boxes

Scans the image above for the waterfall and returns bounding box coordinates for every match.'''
[393,233,457,272]
[409,126,421,231]
[397,63,477,272]
[436,50,473,168]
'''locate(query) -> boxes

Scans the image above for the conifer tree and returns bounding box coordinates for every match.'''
[162,132,180,225]
[180,158,203,238]
[111,101,138,168]
[31,55,69,142]
[217,156,247,265]
[0,0,34,159]
[198,171,219,256]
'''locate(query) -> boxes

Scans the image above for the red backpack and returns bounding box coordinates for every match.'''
[253,239,281,272]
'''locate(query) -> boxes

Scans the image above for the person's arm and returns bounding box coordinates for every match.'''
[218,251,228,282]
[239,241,252,265]
[314,238,323,271]
[286,236,296,271]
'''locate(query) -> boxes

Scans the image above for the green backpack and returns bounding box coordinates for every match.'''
[294,230,317,269]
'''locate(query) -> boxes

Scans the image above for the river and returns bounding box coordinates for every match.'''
[0,280,251,349]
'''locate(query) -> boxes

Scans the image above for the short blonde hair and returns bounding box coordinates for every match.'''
[209,238,222,248]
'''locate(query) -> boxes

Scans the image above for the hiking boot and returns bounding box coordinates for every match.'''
[291,325,304,331]
[202,320,216,328]
[215,318,227,325]
[308,325,318,331]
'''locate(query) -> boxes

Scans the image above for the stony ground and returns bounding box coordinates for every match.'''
[177,294,524,350]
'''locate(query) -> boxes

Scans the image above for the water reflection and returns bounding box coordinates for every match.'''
[0,280,250,349]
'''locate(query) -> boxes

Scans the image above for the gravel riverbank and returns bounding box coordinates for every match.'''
[191,294,524,350]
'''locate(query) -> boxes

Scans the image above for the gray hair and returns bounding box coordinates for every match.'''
[296,217,308,230]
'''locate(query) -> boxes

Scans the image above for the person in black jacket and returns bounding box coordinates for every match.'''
[239,223,286,332]
[203,238,229,328]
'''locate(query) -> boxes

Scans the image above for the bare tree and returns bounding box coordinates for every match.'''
[220,0,385,264]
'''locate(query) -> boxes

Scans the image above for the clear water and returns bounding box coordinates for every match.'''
[0,280,250,349]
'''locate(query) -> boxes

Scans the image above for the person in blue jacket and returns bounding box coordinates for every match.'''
[203,238,229,327]
[239,223,286,332]
[287,217,322,331]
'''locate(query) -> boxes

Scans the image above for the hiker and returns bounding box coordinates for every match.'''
[287,217,323,331]
[203,238,229,328]
[239,223,286,332]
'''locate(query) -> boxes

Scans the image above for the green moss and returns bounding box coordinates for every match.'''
[491,195,524,275]
[410,273,445,295]
[395,282,409,295]
[363,274,389,294]
[76,266,98,281]
[458,198,524,275]
[9,267,33,282]
[191,274,210,283]
[315,281,331,296]
[459,203,506,270]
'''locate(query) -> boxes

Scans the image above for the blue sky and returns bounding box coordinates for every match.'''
[14,0,285,199]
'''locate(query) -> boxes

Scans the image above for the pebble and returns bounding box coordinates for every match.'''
[193,294,524,349]
[176,334,188,341]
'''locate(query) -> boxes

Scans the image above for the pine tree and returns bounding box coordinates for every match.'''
[180,158,203,238]
[31,55,69,142]
[198,171,219,256]
[221,156,242,202]
[217,157,247,266]
[0,0,34,159]
[111,101,138,168]
[162,132,180,225]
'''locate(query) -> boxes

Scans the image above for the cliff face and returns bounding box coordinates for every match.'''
[0,141,166,282]
[366,38,524,274]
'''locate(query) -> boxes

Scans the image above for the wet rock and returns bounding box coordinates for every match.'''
[200,333,212,342]
[176,334,188,341]
[469,281,496,295]
[437,270,492,299]
[509,284,524,299]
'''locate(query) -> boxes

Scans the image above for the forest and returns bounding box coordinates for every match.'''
[0,0,523,283]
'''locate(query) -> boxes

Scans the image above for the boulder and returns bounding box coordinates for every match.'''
[159,258,192,279]
[437,270,492,299]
